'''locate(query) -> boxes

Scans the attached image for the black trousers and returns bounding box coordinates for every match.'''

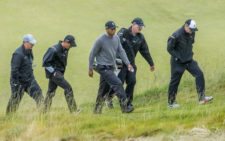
[95,65,127,107]
[168,58,205,104]
[107,65,137,106]
[44,72,77,113]
[6,79,44,114]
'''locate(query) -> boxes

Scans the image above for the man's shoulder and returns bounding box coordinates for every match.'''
[49,43,60,52]
[14,46,24,56]
[96,33,106,41]
[137,32,145,39]
[113,34,120,39]
[172,27,184,38]
[117,27,129,36]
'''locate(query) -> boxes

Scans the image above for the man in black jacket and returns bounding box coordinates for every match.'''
[167,19,213,108]
[43,35,78,113]
[6,34,44,114]
[106,18,155,109]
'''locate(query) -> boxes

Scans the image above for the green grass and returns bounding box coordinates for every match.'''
[0,0,225,140]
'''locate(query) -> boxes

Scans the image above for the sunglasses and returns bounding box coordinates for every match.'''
[109,28,116,30]
[138,25,144,30]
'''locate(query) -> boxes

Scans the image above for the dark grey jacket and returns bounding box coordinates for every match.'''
[11,45,34,84]
[167,26,195,63]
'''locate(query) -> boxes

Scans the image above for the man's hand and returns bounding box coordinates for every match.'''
[127,64,134,72]
[53,71,63,77]
[89,69,94,77]
[12,81,20,89]
[150,65,155,72]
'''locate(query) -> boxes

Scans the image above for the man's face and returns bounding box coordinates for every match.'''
[106,28,116,36]
[23,42,34,50]
[62,41,71,49]
[132,24,143,34]
[184,24,193,34]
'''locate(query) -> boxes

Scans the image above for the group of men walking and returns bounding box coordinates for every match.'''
[89,18,213,113]
[6,17,213,115]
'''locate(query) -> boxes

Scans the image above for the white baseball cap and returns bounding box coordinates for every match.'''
[185,19,198,32]
[23,34,37,45]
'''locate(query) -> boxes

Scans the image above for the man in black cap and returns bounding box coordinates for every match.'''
[167,19,213,108]
[89,21,134,114]
[43,35,79,113]
[6,34,44,114]
[105,17,155,109]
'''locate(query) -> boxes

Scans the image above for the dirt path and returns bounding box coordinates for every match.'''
[126,128,225,141]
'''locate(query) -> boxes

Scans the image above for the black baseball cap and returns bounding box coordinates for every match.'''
[132,17,145,27]
[64,35,77,47]
[105,21,118,29]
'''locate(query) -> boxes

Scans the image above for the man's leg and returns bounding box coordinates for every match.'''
[94,75,110,113]
[187,60,212,103]
[51,72,77,113]
[98,66,133,113]
[124,66,137,107]
[105,89,115,109]
[6,83,25,114]
[43,79,57,113]
[168,59,185,106]
[27,79,44,111]
[105,65,127,109]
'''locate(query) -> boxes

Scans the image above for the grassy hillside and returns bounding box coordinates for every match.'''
[0,0,225,140]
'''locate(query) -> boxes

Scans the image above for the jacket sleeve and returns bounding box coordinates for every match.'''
[43,48,56,73]
[117,28,127,45]
[192,32,195,44]
[89,38,102,70]
[11,53,23,83]
[139,36,154,66]
[167,33,179,59]
[117,36,130,66]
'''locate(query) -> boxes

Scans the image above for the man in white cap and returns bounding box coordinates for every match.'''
[167,19,213,108]
[6,34,44,114]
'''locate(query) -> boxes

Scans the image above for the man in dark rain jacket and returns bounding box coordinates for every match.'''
[42,35,79,113]
[167,19,213,108]
[6,34,44,114]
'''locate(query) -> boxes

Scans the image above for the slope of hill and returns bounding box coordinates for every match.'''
[0,0,225,140]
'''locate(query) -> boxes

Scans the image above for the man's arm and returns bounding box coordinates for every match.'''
[117,37,134,72]
[11,53,23,84]
[88,38,101,77]
[43,47,56,74]
[139,37,154,68]
[192,32,195,44]
[117,28,128,45]
[117,39,130,66]
[167,33,179,59]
